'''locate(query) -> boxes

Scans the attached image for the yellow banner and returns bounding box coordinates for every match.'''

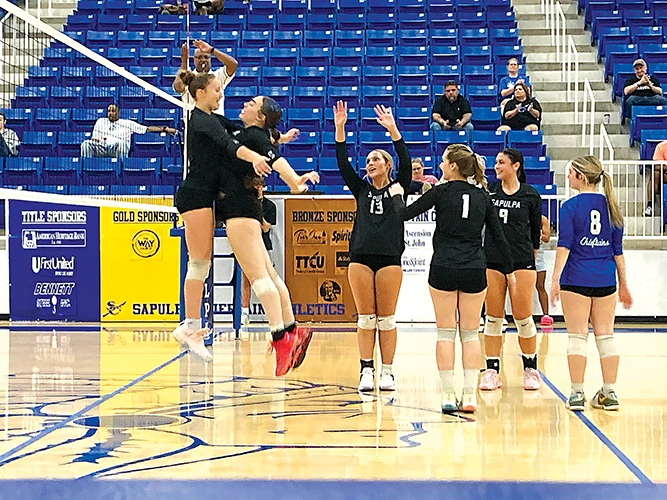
[100,207,181,322]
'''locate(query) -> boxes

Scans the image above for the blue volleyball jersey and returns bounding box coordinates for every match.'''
[557,193,623,287]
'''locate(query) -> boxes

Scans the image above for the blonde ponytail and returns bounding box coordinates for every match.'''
[602,170,623,228]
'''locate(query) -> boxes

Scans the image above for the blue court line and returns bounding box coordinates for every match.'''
[539,370,653,485]
[0,350,187,466]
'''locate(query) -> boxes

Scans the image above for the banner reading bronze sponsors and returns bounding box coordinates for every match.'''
[99,207,181,322]
[402,196,436,274]
[285,198,356,322]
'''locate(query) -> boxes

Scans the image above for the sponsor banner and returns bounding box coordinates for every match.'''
[285,199,356,322]
[402,199,435,274]
[9,200,100,321]
[100,207,181,322]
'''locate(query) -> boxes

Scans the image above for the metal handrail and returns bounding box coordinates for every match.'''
[581,78,596,153]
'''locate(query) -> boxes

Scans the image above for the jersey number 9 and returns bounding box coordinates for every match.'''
[498,208,509,224]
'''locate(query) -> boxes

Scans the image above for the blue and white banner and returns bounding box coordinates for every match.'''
[9,200,101,322]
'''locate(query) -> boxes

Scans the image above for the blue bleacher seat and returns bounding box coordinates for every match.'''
[359,131,393,156]
[43,157,82,185]
[338,13,367,30]
[293,87,326,108]
[433,130,470,154]
[402,131,433,156]
[147,30,178,49]
[236,47,268,66]
[2,108,33,132]
[304,30,334,48]
[397,107,430,131]
[160,158,183,186]
[397,85,431,108]
[432,65,461,86]
[21,132,56,156]
[4,157,41,185]
[461,65,494,85]
[242,30,272,49]
[288,108,324,132]
[396,65,427,86]
[138,47,169,66]
[301,47,332,66]
[259,86,292,108]
[467,84,499,107]
[363,67,395,87]
[144,108,178,128]
[110,185,151,196]
[211,31,241,50]
[362,85,395,107]
[330,67,361,87]
[397,46,428,66]
[118,31,147,49]
[324,107,359,132]
[336,29,365,48]
[77,0,104,15]
[471,107,502,130]
[471,130,507,156]
[66,14,96,31]
[283,131,320,157]
[126,14,155,31]
[366,29,397,47]
[217,14,247,31]
[322,130,358,155]
[508,130,545,156]
[398,12,429,30]
[49,87,83,108]
[398,29,429,47]
[430,46,459,66]
[61,66,92,87]
[97,14,127,31]
[334,47,364,66]
[107,47,138,67]
[27,66,60,87]
[85,86,118,108]
[57,132,91,156]
[122,157,159,185]
[640,130,667,159]
[225,86,257,110]
[71,108,105,132]
[359,107,385,131]
[86,31,115,49]
[262,66,295,87]
[273,30,304,48]
[246,13,276,31]
[105,0,133,15]
[189,15,216,31]
[82,157,120,185]
[42,47,73,66]
[462,45,492,66]
[604,44,639,82]
[14,87,48,108]
[306,13,336,31]
[34,108,69,131]
[295,66,328,86]
[631,107,667,145]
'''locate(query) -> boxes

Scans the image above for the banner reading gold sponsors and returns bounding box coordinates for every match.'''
[100,207,181,322]
[285,198,356,322]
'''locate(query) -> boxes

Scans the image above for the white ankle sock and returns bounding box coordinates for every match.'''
[463,369,478,391]
[185,318,201,332]
[381,363,393,374]
[602,383,615,395]
[439,370,455,393]
[241,307,249,315]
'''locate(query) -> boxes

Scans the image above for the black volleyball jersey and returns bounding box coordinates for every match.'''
[181,107,242,196]
[395,181,514,274]
[485,181,542,266]
[335,138,412,258]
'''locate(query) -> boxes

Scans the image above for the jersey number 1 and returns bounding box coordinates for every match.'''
[462,194,470,218]
[590,210,601,235]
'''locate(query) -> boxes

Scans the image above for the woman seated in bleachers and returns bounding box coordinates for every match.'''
[497,83,542,132]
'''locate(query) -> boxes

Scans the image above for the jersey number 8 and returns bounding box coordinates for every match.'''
[590,209,601,235]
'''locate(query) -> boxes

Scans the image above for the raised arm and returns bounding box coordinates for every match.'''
[333,100,365,197]
[374,105,412,191]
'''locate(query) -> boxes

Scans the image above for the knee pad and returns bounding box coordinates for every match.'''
[516,316,537,339]
[357,314,377,330]
[595,335,619,358]
[251,276,277,299]
[567,333,588,357]
[186,258,210,282]
[459,329,479,344]
[484,316,504,337]
[437,328,456,342]
[377,315,396,331]
[271,274,288,294]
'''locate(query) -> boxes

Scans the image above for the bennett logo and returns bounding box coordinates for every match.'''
[33,282,75,295]
[31,256,75,274]
[293,228,327,246]
[103,300,126,317]
[294,251,325,274]
[132,230,160,258]
[331,228,352,246]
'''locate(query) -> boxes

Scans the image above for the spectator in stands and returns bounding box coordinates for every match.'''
[174,39,237,116]
[497,83,542,131]
[80,104,177,159]
[429,80,474,132]
[411,158,439,185]
[192,0,224,15]
[644,139,667,217]
[499,58,525,107]
[623,59,667,119]
[0,112,19,156]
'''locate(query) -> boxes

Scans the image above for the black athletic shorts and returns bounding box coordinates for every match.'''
[561,284,617,298]
[428,265,487,294]
[175,185,216,214]
[216,192,263,223]
[487,260,536,273]
[349,253,402,274]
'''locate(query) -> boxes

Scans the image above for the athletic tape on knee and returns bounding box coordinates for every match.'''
[251,276,278,299]
[437,328,456,342]
[484,316,504,337]
[377,315,396,331]
[357,314,377,330]
[459,329,479,344]
[271,274,289,294]
[595,335,619,358]
[516,316,537,339]
[186,259,210,282]
[567,333,588,357]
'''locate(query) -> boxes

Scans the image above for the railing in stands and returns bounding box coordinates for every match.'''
[581,78,596,154]
[565,35,580,122]
[599,123,614,162]
[554,1,567,64]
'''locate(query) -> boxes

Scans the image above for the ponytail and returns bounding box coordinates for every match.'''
[602,170,624,228]
[180,70,216,100]
[472,153,488,189]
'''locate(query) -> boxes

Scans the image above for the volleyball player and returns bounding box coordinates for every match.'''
[481,148,543,391]
[535,215,553,326]
[333,101,412,392]
[389,144,514,413]
[550,156,632,411]
[172,72,271,362]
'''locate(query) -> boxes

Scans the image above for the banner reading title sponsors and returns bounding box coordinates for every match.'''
[99,207,181,322]
[9,200,100,321]
[284,198,356,322]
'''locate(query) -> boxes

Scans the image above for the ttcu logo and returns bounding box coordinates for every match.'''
[132,230,160,258]
[103,300,127,317]
[295,252,325,270]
